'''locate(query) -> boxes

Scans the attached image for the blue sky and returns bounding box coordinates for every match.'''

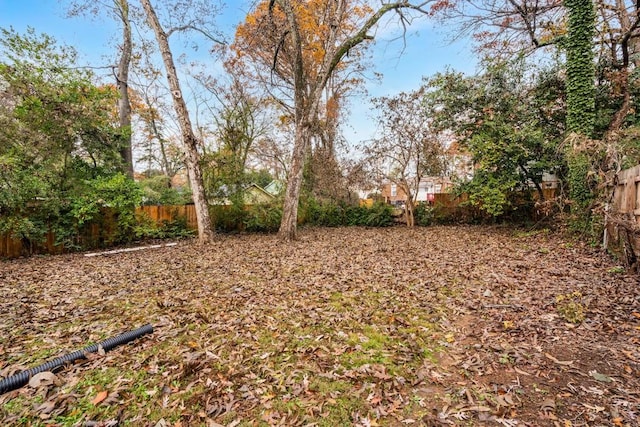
[0,0,478,146]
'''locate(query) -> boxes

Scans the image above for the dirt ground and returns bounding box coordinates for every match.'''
[0,225,638,426]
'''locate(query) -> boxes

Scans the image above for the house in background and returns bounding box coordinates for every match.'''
[264,180,284,196]
[380,143,475,205]
[381,182,408,206]
[210,183,275,206]
[380,176,456,205]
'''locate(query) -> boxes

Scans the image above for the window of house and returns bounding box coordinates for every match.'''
[391,184,397,197]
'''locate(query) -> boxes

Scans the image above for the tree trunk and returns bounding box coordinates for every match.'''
[608,68,631,132]
[405,199,416,227]
[279,120,308,241]
[277,0,309,241]
[401,181,415,227]
[564,0,596,223]
[140,0,214,242]
[116,0,133,177]
[564,0,596,136]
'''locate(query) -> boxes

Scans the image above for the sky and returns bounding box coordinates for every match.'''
[0,0,479,149]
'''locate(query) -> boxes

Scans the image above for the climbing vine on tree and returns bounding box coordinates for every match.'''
[564,0,597,228]
[564,0,595,135]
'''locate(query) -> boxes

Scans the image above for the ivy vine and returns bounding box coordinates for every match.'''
[564,0,597,229]
[564,0,596,136]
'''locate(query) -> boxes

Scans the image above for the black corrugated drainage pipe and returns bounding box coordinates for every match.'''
[0,324,153,395]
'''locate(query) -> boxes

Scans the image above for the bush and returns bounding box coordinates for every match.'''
[302,198,393,228]
[207,198,395,232]
[414,203,435,226]
[360,202,394,227]
[244,203,282,232]
[134,211,195,240]
[65,173,142,245]
[210,205,242,232]
[139,175,192,205]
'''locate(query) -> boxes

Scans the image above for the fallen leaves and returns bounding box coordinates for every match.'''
[27,371,58,388]
[589,370,613,383]
[0,226,638,426]
[91,390,108,405]
[545,352,574,366]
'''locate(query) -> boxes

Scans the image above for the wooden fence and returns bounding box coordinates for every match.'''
[139,204,197,229]
[606,164,640,270]
[1,205,197,259]
[1,189,560,259]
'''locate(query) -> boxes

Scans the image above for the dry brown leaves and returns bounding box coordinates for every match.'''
[0,225,638,426]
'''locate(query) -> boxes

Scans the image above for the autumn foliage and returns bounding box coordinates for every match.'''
[232,0,372,88]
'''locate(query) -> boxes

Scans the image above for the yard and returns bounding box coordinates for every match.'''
[0,226,638,426]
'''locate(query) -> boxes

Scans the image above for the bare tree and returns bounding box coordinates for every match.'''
[198,74,271,201]
[115,0,134,177]
[364,88,445,227]
[136,83,185,179]
[139,0,215,242]
[252,135,292,182]
[430,0,565,55]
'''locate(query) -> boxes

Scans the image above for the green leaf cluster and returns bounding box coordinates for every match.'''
[564,0,596,136]
[424,58,565,216]
[301,198,394,227]
[139,174,193,206]
[0,28,137,248]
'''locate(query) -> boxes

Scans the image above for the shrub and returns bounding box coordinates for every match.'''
[134,211,195,240]
[58,173,142,247]
[210,204,251,232]
[361,202,394,227]
[414,203,435,226]
[303,199,345,227]
[139,175,192,205]
[301,198,393,228]
[244,203,282,232]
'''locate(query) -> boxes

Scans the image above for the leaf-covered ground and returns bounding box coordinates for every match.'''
[0,225,638,426]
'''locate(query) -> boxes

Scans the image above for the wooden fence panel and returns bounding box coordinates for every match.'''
[1,233,23,258]
[136,205,197,230]
[606,165,640,271]
[433,193,468,207]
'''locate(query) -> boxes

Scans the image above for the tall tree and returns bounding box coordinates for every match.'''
[564,0,597,223]
[595,0,640,132]
[232,1,370,204]
[136,85,184,179]
[429,0,564,55]
[307,78,353,202]
[139,0,214,242]
[565,0,596,136]
[66,0,135,176]
[0,28,127,245]
[115,0,134,177]
[200,74,269,204]
[235,0,431,241]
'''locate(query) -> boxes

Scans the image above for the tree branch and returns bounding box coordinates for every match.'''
[166,24,225,45]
